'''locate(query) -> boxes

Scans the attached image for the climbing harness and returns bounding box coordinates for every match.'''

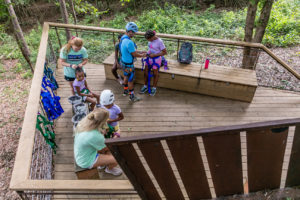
[142,55,168,94]
[142,55,161,94]
[41,75,64,121]
[36,113,57,153]
[44,63,58,90]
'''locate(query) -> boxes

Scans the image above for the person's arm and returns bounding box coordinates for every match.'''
[149,48,167,58]
[78,58,88,67]
[107,112,124,124]
[84,80,94,97]
[98,147,109,154]
[132,51,147,58]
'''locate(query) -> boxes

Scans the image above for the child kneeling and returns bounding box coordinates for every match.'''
[73,67,99,111]
[140,30,167,96]
[100,90,124,138]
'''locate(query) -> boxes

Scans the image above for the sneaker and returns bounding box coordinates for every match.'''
[97,165,106,170]
[150,88,157,96]
[130,95,142,102]
[123,89,129,96]
[139,85,148,94]
[105,167,123,176]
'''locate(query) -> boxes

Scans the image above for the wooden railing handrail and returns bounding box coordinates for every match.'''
[106,118,300,145]
[47,22,300,80]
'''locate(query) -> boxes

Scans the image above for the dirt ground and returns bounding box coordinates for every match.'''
[0,45,299,199]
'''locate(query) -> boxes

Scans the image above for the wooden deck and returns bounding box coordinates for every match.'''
[54,63,300,199]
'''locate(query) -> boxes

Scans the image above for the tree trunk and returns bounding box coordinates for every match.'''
[242,0,274,69]
[59,0,72,41]
[5,0,34,72]
[69,0,78,36]
[242,0,259,69]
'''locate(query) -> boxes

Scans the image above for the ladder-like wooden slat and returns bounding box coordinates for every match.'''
[166,137,211,199]
[110,144,161,200]
[286,125,300,187]
[202,132,243,196]
[138,141,185,200]
[247,127,288,192]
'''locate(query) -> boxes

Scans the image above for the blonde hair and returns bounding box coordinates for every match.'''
[75,108,109,134]
[63,37,83,54]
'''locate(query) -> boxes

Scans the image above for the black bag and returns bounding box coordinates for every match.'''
[178,42,193,64]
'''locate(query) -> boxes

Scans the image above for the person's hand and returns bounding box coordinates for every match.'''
[71,64,77,69]
[107,119,113,124]
[142,52,147,57]
[78,63,83,68]
[149,54,155,58]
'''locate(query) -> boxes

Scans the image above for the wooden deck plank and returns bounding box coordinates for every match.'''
[53,63,300,198]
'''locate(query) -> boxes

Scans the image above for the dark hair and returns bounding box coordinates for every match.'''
[118,33,124,40]
[75,67,84,74]
[145,30,155,39]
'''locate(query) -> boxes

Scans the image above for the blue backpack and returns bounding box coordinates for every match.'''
[178,42,193,64]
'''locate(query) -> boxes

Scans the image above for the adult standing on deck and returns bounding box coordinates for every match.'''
[59,37,88,95]
[120,22,147,102]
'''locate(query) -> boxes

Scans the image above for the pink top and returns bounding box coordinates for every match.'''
[73,78,86,92]
[148,38,166,54]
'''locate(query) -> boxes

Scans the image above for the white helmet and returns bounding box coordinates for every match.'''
[100,90,115,106]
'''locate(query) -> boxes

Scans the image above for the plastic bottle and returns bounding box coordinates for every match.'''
[204,58,210,69]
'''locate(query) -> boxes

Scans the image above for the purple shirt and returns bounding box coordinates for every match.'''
[148,38,166,54]
[73,78,86,92]
[101,104,121,127]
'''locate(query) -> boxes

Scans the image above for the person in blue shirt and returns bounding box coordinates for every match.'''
[120,22,147,102]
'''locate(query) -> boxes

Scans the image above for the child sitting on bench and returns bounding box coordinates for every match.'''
[100,90,124,138]
[140,30,167,96]
[73,67,99,111]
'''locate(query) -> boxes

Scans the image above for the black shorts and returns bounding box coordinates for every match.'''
[64,76,75,81]
[64,73,86,82]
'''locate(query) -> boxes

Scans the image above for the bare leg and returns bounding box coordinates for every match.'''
[112,62,119,79]
[128,81,134,91]
[86,97,96,111]
[153,69,159,88]
[92,154,118,169]
[69,81,75,95]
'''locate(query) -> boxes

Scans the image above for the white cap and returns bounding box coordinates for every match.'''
[100,90,115,106]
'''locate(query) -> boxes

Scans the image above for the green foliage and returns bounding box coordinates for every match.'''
[100,0,299,47]
[263,0,300,47]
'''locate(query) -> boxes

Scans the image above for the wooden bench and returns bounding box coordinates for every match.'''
[74,161,100,179]
[103,53,257,102]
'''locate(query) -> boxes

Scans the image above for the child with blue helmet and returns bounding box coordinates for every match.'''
[119,22,147,102]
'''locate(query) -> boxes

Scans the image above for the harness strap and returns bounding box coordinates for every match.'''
[36,114,57,153]
[142,56,161,93]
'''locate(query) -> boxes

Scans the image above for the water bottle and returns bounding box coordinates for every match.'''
[204,58,210,69]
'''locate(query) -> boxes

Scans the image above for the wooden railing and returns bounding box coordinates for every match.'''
[106,118,300,200]
[9,22,300,199]
[48,22,300,80]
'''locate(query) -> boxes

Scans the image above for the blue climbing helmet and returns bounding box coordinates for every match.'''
[125,22,138,33]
